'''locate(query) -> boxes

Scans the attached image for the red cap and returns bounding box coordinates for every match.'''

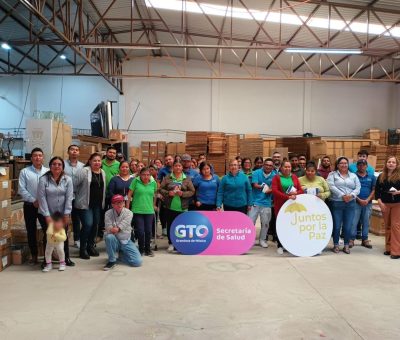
[111,194,124,204]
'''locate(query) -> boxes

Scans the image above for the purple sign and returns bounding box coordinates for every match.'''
[170,211,256,255]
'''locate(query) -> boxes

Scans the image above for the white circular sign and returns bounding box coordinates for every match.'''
[276,194,333,257]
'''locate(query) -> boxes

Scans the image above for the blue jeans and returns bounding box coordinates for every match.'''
[134,214,154,254]
[331,200,356,246]
[105,234,142,267]
[77,206,102,251]
[351,203,372,241]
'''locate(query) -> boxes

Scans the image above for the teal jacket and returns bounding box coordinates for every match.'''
[217,171,252,208]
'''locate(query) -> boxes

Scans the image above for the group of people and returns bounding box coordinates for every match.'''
[18,144,400,273]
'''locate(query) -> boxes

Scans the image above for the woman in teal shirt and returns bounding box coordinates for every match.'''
[127,167,157,257]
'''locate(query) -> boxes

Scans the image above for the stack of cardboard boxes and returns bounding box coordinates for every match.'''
[140,141,167,165]
[0,167,12,272]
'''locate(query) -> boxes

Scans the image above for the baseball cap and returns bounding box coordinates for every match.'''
[111,194,125,204]
[181,154,192,161]
[357,159,367,166]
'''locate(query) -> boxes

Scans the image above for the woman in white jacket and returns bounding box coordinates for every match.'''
[73,153,106,259]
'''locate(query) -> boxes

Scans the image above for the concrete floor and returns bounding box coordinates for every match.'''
[0,233,399,340]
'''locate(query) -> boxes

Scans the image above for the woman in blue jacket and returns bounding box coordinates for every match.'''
[216,159,252,214]
[193,162,220,211]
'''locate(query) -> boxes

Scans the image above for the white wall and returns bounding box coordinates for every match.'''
[1,58,398,149]
[0,70,120,135]
[122,58,398,145]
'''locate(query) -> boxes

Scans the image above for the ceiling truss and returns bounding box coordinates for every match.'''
[0,0,399,86]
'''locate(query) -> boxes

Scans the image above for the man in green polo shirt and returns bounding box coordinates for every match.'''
[102,146,120,187]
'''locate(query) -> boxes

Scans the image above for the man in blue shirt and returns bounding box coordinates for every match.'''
[350,159,376,249]
[349,149,375,176]
[249,158,276,248]
[18,147,49,264]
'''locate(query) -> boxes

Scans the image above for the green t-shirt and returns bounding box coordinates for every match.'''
[280,175,294,193]
[129,177,157,214]
[102,159,120,187]
[170,173,186,212]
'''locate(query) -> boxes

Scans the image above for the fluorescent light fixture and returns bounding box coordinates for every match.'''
[146,0,400,38]
[1,42,11,50]
[284,48,362,55]
[81,44,161,50]
[60,54,67,60]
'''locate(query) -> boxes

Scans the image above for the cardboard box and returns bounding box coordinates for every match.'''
[308,141,327,159]
[0,233,11,251]
[157,141,166,154]
[370,214,385,236]
[0,252,11,272]
[167,143,177,155]
[176,143,186,155]
[109,129,126,141]
[79,145,97,154]
[0,218,11,238]
[363,129,381,140]
[0,167,9,181]
[0,200,11,220]
[12,247,28,265]
[0,181,11,201]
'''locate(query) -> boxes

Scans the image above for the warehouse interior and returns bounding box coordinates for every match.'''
[1,0,400,339]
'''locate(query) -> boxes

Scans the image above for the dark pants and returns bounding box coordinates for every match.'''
[196,204,217,211]
[77,206,102,252]
[134,214,154,253]
[223,205,248,214]
[23,202,47,258]
[71,201,81,242]
[159,203,167,229]
[166,209,183,244]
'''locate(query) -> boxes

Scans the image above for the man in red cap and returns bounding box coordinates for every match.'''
[103,194,142,270]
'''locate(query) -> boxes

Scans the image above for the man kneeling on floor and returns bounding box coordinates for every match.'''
[103,194,142,271]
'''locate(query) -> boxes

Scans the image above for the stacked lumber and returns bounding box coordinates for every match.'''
[262,138,277,158]
[186,131,208,157]
[280,137,321,159]
[323,138,373,159]
[364,144,400,171]
[239,137,263,161]
[208,137,226,154]
[207,155,226,176]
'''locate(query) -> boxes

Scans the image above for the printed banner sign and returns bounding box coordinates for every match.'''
[170,211,256,255]
[276,194,333,257]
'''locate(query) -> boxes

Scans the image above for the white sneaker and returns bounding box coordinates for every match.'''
[277,247,284,255]
[42,263,52,272]
[260,240,269,248]
[59,263,66,271]
[167,244,174,253]
[339,238,344,246]
[74,240,80,248]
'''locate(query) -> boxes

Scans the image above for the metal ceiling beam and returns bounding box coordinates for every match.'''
[0,56,24,73]
[293,0,379,73]
[18,0,122,93]
[287,0,400,15]
[0,2,75,68]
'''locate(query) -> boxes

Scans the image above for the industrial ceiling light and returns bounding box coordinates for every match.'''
[146,0,400,38]
[60,54,67,59]
[1,42,11,50]
[284,48,362,55]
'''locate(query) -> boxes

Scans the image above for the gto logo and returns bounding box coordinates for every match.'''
[175,225,209,239]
